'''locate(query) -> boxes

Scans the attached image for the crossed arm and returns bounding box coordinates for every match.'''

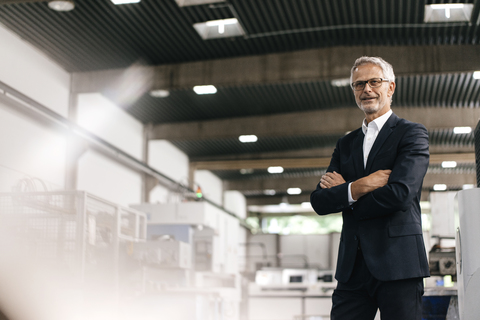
[320,170,391,200]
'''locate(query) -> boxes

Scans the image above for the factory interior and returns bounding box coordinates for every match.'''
[0,0,480,319]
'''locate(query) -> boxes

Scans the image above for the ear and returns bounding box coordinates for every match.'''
[387,81,396,97]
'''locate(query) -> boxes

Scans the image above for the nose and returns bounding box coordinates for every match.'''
[363,82,373,92]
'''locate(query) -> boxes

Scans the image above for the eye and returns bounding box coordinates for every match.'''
[369,79,380,85]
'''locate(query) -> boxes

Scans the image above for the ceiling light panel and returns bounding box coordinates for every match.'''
[111,0,141,4]
[433,184,447,191]
[193,85,217,95]
[238,135,258,143]
[48,0,75,11]
[267,166,284,174]
[193,18,245,40]
[453,126,472,134]
[175,0,225,7]
[287,188,302,195]
[424,4,473,23]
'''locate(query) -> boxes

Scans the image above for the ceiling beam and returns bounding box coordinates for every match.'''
[191,153,474,171]
[150,107,480,140]
[224,172,476,193]
[190,145,474,162]
[71,45,480,94]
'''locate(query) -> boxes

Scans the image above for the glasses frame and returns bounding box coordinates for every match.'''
[351,78,390,91]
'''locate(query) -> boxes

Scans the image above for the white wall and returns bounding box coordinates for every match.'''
[75,93,144,206]
[77,93,143,160]
[195,170,223,206]
[0,22,70,192]
[0,23,70,117]
[77,150,142,207]
[148,140,190,203]
[0,101,66,192]
[224,190,247,219]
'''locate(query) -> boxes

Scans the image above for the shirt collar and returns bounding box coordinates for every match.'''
[362,109,392,134]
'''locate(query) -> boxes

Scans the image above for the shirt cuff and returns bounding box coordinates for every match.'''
[348,182,356,205]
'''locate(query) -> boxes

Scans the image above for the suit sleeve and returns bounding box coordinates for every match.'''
[310,139,351,215]
[352,123,429,220]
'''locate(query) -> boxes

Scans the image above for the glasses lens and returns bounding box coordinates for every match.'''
[368,78,382,88]
[353,82,364,91]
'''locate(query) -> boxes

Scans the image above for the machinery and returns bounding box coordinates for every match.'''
[456,188,480,319]
[130,201,242,320]
[0,190,147,319]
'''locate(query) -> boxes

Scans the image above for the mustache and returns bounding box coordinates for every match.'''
[360,94,378,100]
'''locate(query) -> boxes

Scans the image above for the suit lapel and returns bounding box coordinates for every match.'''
[365,113,398,173]
[353,129,365,178]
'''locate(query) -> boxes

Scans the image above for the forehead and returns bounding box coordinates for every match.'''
[352,64,384,81]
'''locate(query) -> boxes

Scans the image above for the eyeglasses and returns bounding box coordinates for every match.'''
[351,78,390,91]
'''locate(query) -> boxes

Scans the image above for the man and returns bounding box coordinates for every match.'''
[310,56,430,320]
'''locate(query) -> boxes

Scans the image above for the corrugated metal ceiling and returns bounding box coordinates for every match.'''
[0,0,478,199]
[0,0,479,72]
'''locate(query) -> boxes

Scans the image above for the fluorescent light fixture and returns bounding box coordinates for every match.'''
[463,184,475,190]
[175,0,225,7]
[193,85,217,95]
[424,3,473,23]
[433,184,447,191]
[111,0,141,4]
[430,4,465,10]
[240,168,254,175]
[453,126,472,134]
[206,18,238,34]
[287,188,302,195]
[473,71,480,79]
[442,161,457,168]
[48,0,75,11]
[267,166,284,174]
[331,78,350,87]
[263,189,276,196]
[149,89,170,98]
[193,18,245,40]
[238,135,258,143]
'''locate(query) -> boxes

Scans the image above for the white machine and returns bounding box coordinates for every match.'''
[130,201,242,320]
[456,188,480,319]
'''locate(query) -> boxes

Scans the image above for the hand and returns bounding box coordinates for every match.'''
[320,171,346,189]
[351,169,391,200]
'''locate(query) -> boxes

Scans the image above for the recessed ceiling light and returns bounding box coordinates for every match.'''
[463,184,475,190]
[149,89,170,98]
[433,184,447,191]
[424,3,473,23]
[238,135,258,143]
[193,18,245,40]
[193,85,217,95]
[441,161,457,168]
[267,166,284,174]
[240,168,254,175]
[111,0,141,4]
[287,188,302,195]
[263,189,276,195]
[453,126,472,134]
[48,0,75,11]
[473,71,480,79]
[331,78,350,87]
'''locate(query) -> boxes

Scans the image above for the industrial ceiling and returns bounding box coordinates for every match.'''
[1,0,479,213]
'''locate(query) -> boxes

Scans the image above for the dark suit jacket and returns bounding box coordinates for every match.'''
[310,112,430,283]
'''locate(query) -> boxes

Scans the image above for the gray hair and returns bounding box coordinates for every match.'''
[350,56,395,85]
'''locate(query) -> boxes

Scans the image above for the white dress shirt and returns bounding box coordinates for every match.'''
[348,110,393,204]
